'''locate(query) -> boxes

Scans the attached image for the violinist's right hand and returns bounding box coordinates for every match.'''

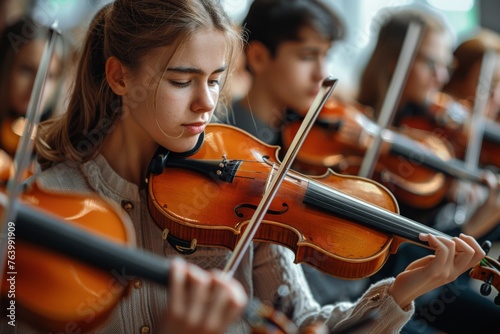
[162,258,248,334]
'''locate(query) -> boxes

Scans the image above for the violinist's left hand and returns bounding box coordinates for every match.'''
[334,105,371,149]
[388,233,485,309]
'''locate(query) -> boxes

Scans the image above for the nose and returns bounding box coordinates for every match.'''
[313,58,329,82]
[192,83,217,113]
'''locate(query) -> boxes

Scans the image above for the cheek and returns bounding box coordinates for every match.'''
[406,70,430,98]
[272,64,306,96]
[8,73,32,112]
[143,90,183,135]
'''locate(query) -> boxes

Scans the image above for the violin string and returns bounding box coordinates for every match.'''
[481,258,497,269]
[227,159,445,243]
[306,181,445,241]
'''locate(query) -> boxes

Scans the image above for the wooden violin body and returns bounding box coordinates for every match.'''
[1,184,135,332]
[281,99,453,209]
[147,124,443,280]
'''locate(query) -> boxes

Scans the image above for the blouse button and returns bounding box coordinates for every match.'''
[121,201,134,212]
[369,293,381,301]
[133,279,142,289]
[140,325,150,333]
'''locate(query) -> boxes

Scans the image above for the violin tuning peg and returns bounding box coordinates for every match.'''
[481,240,492,254]
[480,282,492,296]
[480,272,494,297]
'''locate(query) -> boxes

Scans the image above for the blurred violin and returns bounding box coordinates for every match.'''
[281,98,490,209]
[0,116,30,157]
[0,149,13,182]
[0,184,134,332]
[0,118,35,180]
[402,91,500,169]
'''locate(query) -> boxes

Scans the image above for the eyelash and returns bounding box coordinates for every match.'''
[171,81,190,88]
[170,80,220,88]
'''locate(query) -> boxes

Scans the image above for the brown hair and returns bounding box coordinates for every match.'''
[357,7,450,118]
[36,0,242,168]
[242,0,344,57]
[443,28,500,100]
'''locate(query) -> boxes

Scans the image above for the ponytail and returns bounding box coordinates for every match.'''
[37,4,117,169]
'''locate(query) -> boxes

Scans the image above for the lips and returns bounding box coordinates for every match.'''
[182,122,207,135]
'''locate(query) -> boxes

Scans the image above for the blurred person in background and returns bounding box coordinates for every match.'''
[357,6,500,333]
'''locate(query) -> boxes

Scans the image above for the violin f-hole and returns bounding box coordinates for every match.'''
[234,203,289,218]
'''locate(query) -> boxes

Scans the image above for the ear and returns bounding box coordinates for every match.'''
[245,41,272,75]
[106,56,127,95]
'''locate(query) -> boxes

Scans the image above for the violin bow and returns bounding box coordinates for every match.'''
[0,21,61,281]
[358,19,424,178]
[453,50,497,225]
[223,77,338,277]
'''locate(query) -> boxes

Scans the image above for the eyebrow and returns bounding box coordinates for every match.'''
[167,65,227,75]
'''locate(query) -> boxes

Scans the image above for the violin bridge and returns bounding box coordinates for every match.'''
[265,162,279,192]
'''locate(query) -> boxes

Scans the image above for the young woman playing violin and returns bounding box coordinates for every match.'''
[3,0,484,333]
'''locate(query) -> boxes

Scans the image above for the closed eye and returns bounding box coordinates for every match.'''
[170,80,190,88]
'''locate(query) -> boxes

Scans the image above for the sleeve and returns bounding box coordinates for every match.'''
[251,242,414,334]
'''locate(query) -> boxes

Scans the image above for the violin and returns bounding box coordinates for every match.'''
[147,124,500,304]
[403,91,500,169]
[281,98,456,209]
[147,124,492,279]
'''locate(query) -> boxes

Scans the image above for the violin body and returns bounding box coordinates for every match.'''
[1,183,136,332]
[281,99,453,209]
[148,124,406,279]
